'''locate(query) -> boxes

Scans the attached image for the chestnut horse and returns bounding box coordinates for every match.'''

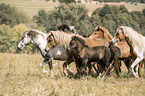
[89,26,134,73]
[112,26,145,78]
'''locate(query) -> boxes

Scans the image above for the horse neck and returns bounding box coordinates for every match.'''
[124,27,144,49]
[125,37,137,59]
[106,34,113,42]
[53,31,76,49]
[31,34,47,56]
[76,39,86,53]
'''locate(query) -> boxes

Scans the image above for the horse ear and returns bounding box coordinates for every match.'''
[98,26,101,30]
[28,30,37,38]
[119,26,123,30]
[72,36,77,40]
[50,32,56,41]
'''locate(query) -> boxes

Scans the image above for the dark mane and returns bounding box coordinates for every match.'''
[72,36,89,47]
[57,24,76,33]
[57,24,71,32]
[27,30,37,38]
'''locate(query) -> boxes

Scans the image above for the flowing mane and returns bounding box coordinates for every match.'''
[49,31,78,48]
[119,26,145,48]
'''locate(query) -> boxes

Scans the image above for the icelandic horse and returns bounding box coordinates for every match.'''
[89,26,134,74]
[112,26,145,78]
[68,36,111,77]
[45,30,121,77]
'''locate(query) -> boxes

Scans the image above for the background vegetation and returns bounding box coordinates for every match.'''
[0,1,145,53]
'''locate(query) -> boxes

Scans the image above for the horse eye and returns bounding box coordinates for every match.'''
[95,33,98,35]
[116,33,119,36]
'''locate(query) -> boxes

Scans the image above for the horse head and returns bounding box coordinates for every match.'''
[69,36,88,53]
[45,32,57,51]
[17,30,33,52]
[89,26,113,42]
[17,29,48,55]
[112,26,126,44]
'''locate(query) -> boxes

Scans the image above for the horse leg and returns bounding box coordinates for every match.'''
[110,55,120,77]
[63,58,73,76]
[131,57,143,78]
[40,60,49,74]
[87,62,93,76]
[92,62,98,73]
[113,59,120,77]
[105,62,111,77]
[82,59,88,76]
[48,61,54,77]
[124,58,132,73]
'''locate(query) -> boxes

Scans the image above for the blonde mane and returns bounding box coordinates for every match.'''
[98,26,113,40]
[120,26,145,48]
[49,31,77,48]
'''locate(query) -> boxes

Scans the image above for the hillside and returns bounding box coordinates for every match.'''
[0,0,145,17]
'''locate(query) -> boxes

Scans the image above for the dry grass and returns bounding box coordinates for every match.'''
[0,53,145,96]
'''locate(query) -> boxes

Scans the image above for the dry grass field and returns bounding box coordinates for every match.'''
[0,53,145,96]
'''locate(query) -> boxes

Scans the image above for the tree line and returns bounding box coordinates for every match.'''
[0,3,145,53]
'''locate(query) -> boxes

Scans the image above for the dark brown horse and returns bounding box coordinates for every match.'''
[68,36,112,77]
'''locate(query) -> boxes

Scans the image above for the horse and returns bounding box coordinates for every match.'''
[89,26,133,73]
[46,30,122,77]
[68,36,112,77]
[57,24,76,34]
[112,26,145,78]
[16,29,56,76]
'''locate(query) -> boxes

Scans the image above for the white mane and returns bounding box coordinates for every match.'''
[120,26,145,48]
[49,31,77,48]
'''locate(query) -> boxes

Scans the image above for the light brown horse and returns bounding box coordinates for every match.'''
[45,30,121,77]
[90,26,144,76]
[112,26,145,77]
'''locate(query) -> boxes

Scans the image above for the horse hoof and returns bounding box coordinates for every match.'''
[40,63,43,67]
[134,73,139,78]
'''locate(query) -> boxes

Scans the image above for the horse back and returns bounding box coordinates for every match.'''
[83,38,109,47]
[80,46,111,62]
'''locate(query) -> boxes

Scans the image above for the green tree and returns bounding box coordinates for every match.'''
[142,8,145,16]
[0,3,30,27]
[99,5,113,17]
[34,4,92,35]
[119,5,129,14]
[59,0,76,4]
[33,9,48,26]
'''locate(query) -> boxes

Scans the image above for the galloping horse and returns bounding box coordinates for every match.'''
[89,26,133,73]
[112,26,145,78]
[69,36,111,77]
[16,29,55,75]
[46,30,121,77]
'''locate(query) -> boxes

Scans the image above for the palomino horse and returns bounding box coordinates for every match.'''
[16,29,55,76]
[46,31,121,77]
[68,36,111,77]
[112,26,145,78]
[89,26,133,73]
